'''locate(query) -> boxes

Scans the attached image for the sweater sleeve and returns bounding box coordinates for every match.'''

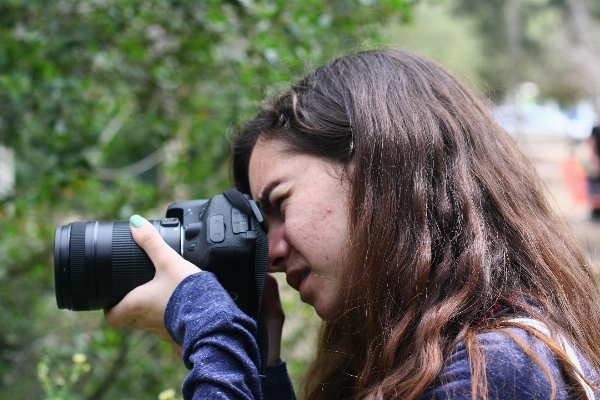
[165,272,261,399]
[420,328,599,400]
[164,271,296,400]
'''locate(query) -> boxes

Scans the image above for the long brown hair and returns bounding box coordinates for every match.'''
[232,49,600,399]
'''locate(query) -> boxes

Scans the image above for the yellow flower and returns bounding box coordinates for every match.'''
[158,388,176,400]
[72,353,87,364]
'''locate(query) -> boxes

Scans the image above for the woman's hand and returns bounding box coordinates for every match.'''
[104,215,286,365]
[104,215,199,354]
[263,273,285,366]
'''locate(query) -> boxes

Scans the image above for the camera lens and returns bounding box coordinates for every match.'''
[54,219,181,311]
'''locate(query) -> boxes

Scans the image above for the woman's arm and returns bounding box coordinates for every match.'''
[104,215,295,399]
[166,272,263,399]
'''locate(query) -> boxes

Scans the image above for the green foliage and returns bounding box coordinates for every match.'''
[37,353,92,400]
[450,0,598,105]
[384,0,484,91]
[0,0,412,398]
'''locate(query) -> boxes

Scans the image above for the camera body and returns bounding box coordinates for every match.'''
[55,192,262,319]
[166,195,259,318]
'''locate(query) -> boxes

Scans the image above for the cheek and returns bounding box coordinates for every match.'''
[286,217,314,247]
[320,206,346,238]
[286,213,333,257]
[286,197,348,254]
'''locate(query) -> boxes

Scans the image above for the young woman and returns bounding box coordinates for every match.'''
[106,49,600,399]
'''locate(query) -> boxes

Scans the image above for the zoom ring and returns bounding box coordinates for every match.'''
[69,222,88,310]
[111,222,155,303]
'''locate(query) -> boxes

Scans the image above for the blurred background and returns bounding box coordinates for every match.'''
[1,0,599,398]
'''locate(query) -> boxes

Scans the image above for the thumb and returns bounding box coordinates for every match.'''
[129,215,183,270]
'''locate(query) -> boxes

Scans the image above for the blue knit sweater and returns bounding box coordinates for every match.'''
[165,272,598,399]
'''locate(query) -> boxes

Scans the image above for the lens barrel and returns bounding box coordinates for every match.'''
[54,219,181,311]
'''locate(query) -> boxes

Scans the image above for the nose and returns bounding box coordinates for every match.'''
[267,223,290,273]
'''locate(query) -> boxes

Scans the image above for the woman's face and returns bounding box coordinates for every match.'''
[248,139,352,321]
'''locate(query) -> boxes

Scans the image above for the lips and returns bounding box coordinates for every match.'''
[299,270,309,284]
[286,268,311,292]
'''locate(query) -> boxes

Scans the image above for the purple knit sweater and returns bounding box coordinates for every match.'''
[165,272,598,399]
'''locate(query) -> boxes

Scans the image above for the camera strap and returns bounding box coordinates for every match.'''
[223,188,269,376]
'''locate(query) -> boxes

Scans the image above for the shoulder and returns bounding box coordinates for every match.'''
[421,327,586,399]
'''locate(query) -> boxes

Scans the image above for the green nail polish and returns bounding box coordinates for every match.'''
[130,214,147,228]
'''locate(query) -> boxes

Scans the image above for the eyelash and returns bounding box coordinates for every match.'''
[272,196,286,211]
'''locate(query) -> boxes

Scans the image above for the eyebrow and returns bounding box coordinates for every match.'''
[258,180,280,209]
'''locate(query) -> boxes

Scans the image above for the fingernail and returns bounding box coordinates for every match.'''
[130,215,148,228]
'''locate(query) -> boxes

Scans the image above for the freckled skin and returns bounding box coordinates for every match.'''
[248,139,351,321]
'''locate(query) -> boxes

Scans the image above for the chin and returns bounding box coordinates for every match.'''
[313,304,338,322]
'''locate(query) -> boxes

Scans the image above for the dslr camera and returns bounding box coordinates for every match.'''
[54,189,267,321]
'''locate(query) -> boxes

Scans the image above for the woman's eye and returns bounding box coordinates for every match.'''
[273,198,283,210]
[273,197,285,211]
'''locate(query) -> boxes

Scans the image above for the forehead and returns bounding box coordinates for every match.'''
[248,139,290,197]
[248,138,348,198]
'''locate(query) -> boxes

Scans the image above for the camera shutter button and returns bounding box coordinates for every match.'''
[185,222,202,239]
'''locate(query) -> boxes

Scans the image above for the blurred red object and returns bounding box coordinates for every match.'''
[559,158,589,205]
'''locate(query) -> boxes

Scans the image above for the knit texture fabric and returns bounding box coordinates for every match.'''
[165,272,597,399]
[165,272,295,399]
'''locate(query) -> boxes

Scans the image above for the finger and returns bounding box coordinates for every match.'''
[262,274,285,366]
[129,215,182,269]
[104,297,136,328]
[104,281,166,328]
[263,274,284,320]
